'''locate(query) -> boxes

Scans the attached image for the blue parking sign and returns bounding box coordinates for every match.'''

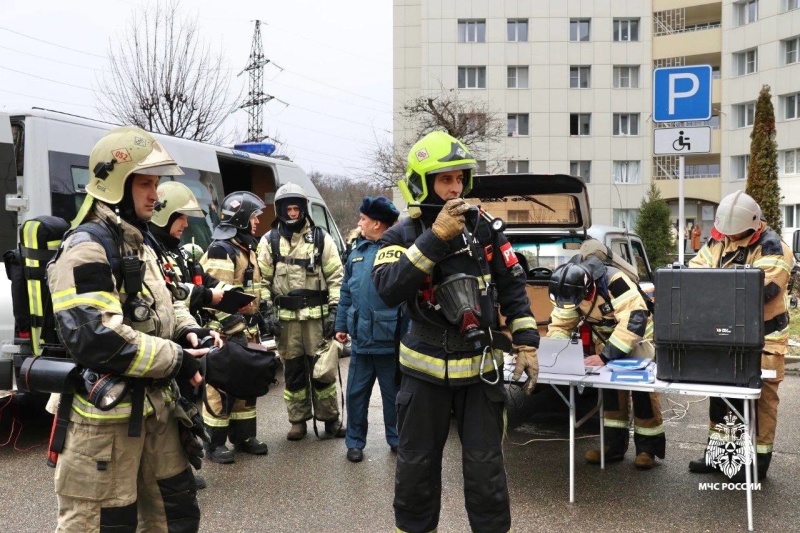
[653,65,712,122]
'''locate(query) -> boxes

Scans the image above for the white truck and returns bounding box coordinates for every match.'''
[0,108,345,401]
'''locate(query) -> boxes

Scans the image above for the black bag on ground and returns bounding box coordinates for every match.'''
[200,341,278,398]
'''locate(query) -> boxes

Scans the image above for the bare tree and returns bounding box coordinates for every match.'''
[370,87,506,189]
[309,171,386,231]
[99,0,238,142]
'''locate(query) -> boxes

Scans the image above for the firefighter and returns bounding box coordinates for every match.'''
[688,190,793,481]
[256,183,345,441]
[548,257,666,469]
[149,181,226,321]
[372,131,539,533]
[199,191,270,463]
[47,126,220,531]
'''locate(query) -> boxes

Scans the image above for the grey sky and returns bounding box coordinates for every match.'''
[0,0,392,177]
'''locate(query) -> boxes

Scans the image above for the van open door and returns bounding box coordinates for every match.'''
[0,112,18,382]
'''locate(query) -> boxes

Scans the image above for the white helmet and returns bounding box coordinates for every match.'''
[714,191,761,236]
[274,183,308,227]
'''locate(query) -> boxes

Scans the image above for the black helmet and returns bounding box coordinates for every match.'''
[549,263,594,309]
[212,191,265,240]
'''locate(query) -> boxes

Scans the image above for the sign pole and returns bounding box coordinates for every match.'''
[678,155,685,265]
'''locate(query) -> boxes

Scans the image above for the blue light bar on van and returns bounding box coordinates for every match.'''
[233,142,276,157]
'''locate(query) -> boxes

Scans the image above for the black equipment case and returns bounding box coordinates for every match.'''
[653,265,764,388]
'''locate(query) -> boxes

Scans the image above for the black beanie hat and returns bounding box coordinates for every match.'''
[360,196,400,225]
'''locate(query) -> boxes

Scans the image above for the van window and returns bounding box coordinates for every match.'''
[0,131,17,253]
[309,202,343,254]
[609,238,652,282]
[49,151,89,222]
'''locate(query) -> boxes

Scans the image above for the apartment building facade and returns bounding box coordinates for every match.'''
[394,0,800,242]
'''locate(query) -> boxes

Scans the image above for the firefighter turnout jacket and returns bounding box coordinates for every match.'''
[372,216,537,386]
[257,221,343,321]
[200,237,262,337]
[47,202,200,424]
[549,257,653,360]
[688,220,793,351]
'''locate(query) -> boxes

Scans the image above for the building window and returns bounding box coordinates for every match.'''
[507,113,530,136]
[458,113,487,135]
[570,19,590,42]
[733,155,750,180]
[734,49,758,76]
[785,93,800,119]
[458,20,486,43]
[570,160,591,183]
[507,19,528,42]
[613,113,640,136]
[570,113,591,136]
[785,205,796,228]
[612,209,639,230]
[613,66,640,88]
[613,19,639,42]
[789,0,800,12]
[783,149,799,174]
[476,160,487,174]
[612,161,641,184]
[570,66,591,88]
[784,37,800,65]
[507,66,529,89]
[734,102,756,128]
[735,0,758,26]
[458,66,486,89]
[508,160,530,173]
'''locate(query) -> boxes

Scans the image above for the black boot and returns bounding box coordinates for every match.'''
[730,453,771,482]
[205,426,235,464]
[689,456,717,474]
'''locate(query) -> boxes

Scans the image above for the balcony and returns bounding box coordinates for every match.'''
[655,176,721,204]
[653,0,721,11]
[653,25,721,60]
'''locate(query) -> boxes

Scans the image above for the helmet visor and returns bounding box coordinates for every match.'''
[136,140,184,176]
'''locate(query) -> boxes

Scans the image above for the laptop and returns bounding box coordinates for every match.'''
[536,337,598,376]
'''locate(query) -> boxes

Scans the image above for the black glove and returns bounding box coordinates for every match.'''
[323,305,337,339]
[259,300,281,337]
[179,328,212,348]
[175,396,209,470]
[176,349,201,381]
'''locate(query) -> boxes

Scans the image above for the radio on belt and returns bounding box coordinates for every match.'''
[653,265,764,388]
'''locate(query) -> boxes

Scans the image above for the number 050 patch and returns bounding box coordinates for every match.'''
[374,245,406,266]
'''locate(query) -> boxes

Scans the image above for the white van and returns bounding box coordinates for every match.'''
[0,108,344,380]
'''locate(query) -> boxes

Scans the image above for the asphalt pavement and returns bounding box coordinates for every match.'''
[1,361,799,532]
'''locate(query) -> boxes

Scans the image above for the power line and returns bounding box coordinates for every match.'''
[0,65,97,92]
[267,75,391,115]
[0,88,99,110]
[0,24,107,59]
[279,66,392,107]
[282,102,390,131]
[0,44,103,72]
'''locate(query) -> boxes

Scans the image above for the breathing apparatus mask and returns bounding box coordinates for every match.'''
[435,273,485,344]
[19,357,130,411]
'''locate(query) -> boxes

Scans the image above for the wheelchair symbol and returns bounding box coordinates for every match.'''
[673,131,691,151]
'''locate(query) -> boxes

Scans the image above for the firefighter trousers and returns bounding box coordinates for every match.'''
[708,350,785,454]
[394,374,510,533]
[603,389,666,458]
[202,384,258,448]
[278,319,340,423]
[55,407,199,532]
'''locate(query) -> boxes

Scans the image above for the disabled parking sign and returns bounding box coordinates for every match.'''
[653,65,712,122]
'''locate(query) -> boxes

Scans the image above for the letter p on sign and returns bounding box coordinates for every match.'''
[653,65,712,122]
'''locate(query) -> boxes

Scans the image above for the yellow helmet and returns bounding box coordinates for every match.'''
[87,126,183,205]
[181,242,205,262]
[150,181,205,228]
[399,131,477,205]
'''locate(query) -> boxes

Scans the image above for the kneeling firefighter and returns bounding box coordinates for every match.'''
[371,131,540,533]
[256,183,345,441]
[199,191,271,463]
[46,126,221,531]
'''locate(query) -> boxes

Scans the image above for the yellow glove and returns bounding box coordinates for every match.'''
[512,344,539,395]
[431,198,470,241]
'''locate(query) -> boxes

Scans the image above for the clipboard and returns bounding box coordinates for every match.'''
[211,290,256,314]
